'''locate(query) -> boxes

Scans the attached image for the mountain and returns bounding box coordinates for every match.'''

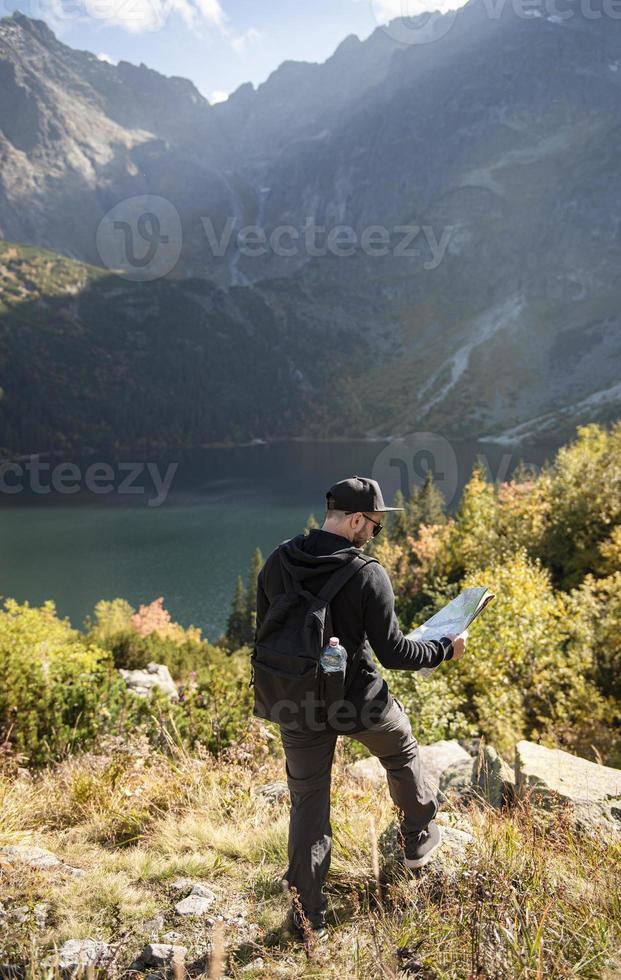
[1,6,620,453]
[0,239,388,454]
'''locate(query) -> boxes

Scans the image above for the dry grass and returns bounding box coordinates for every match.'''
[1,735,620,979]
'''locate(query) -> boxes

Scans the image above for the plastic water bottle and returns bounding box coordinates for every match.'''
[320,636,347,673]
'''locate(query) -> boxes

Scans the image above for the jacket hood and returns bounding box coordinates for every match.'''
[278,528,364,588]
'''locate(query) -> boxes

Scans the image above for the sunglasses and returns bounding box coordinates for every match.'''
[345,512,383,537]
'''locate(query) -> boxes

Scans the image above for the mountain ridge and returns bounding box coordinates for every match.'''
[1,7,620,451]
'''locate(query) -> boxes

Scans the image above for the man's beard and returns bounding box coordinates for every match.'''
[352,529,369,548]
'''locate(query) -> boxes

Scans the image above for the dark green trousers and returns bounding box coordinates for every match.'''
[279,696,438,928]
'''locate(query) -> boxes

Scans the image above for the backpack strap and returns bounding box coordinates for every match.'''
[318,553,379,646]
[317,553,377,604]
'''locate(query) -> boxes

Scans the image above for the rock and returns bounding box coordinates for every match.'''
[119,662,178,700]
[473,745,515,808]
[142,914,165,934]
[439,759,473,799]
[251,781,289,802]
[242,958,265,972]
[6,902,49,928]
[56,939,113,970]
[175,894,214,916]
[348,741,472,793]
[136,943,187,968]
[8,907,29,925]
[515,740,621,834]
[419,741,472,794]
[438,825,474,860]
[0,844,84,880]
[0,844,61,868]
[170,877,195,891]
[64,866,86,879]
[190,884,216,900]
[162,931,184,943]
[348,756,385,784]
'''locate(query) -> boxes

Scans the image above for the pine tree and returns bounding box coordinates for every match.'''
[244,547,264,643]
[226,576,248,648]
[419,470,447,526]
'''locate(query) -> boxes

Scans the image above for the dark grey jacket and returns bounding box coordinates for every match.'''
[256,528,454,726]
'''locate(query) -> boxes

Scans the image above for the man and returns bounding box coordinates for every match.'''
[255,475,467,938]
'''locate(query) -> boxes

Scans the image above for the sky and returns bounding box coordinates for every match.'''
[3,0,463,103]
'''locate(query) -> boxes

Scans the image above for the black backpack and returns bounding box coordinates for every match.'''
[250,550,378,731]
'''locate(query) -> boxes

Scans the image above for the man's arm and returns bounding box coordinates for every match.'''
[362,563,454,670]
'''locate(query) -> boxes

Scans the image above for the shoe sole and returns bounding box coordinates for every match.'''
[404,827,443,870]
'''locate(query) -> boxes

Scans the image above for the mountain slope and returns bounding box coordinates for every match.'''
[1,6,621,449]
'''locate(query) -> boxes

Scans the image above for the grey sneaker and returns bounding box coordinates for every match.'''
[404,820,443,870]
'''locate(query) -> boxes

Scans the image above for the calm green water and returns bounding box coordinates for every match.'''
[0,439,552,641]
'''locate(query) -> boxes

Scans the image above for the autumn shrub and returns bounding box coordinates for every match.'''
[0,599,126,766]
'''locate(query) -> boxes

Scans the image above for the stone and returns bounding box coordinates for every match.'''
[251,781,289,802]
[170,877,196,891]
[64,866,86,878]
[438,825,474,860]
[175,894,214,916]
[9,907,29,925]
[242,958,265,972]
[34,902,49,929]
[6,902,49,928]
[473,744,515,808]
[0,844,61,868]
[348,756,385,784]
[142,914,165,934]
[119,662,178,700]
[419,740,472,794]
[439,759,473,799]
[138,944,187,968]
[515,740,621,834]
[190,883,216,900]
[163,931,184,943]
[56,939,113,970]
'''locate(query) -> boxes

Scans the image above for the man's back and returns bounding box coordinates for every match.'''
[257,527,454,727]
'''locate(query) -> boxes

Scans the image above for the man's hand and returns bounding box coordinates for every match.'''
[448,629,468,661]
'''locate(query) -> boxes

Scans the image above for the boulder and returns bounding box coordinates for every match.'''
[175,893,214,916]
[348,756,385,785]
[439,759,473,799]
[56,939,113,970]
[142,913,165,934]
[251,781,289,802]
[348,740,472,793]
[133,943,187,970]
[169,877,196,892]
[0,844,61,869]
[515,740,621,834]
[419,740,472,794]
[473,744,516,808]
[0,843,84,879]
[119,662,178,700]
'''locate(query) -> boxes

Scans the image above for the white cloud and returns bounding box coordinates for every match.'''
[96,51,116,63]
[44,0,227,35]
[230,27,262,55]
[210,89,229,103]
[372,0,462,18]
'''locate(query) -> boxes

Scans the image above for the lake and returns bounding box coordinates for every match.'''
[0,438,553,641]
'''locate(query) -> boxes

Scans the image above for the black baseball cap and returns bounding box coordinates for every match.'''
[326,475,404,512]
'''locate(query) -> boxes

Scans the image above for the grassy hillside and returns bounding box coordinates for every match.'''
[2,736,620,978]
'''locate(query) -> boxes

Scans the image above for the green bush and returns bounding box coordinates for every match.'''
[0,599,126,766]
